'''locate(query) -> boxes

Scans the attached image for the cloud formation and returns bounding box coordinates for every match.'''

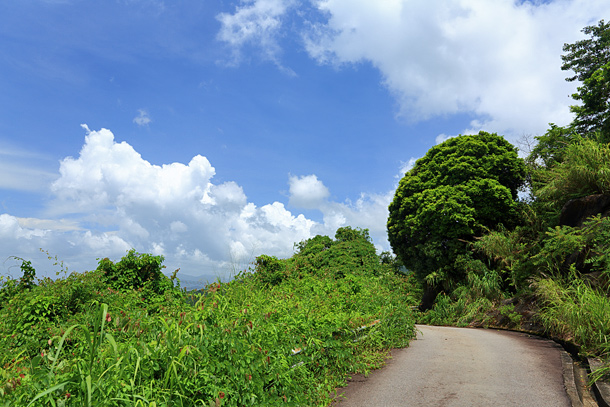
[0,144,57,192]
[2,126,393,279]
[288,174,330,209]
[218,0,610,138]
[133,109,151,126]
[216,0,296,71]
[304,0,583,136]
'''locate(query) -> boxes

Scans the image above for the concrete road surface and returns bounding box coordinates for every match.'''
[334,325,571,407]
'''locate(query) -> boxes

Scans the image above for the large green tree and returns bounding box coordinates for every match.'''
[387,132,526,302]
[562,19,610,138]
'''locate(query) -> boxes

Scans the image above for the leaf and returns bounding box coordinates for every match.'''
[27,381,69,407]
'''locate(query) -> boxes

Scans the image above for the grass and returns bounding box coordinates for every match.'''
[535,275,610,355]
[0,231,417,406]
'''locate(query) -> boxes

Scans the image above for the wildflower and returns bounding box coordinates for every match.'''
[219,391,225,399]
[106,313,112,323]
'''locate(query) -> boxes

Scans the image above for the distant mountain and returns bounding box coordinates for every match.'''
[168,272,229,291]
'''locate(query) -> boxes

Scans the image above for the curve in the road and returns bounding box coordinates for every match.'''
[334,325,572,407]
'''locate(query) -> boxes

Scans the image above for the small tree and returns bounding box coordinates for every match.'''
[255,227,384,283]
[562,19,610,139]
[527,124,578,170]
[97,249,172,296]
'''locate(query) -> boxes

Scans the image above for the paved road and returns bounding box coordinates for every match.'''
[334,325,571,407]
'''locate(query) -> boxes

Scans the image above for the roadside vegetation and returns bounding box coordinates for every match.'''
[388,19,610,383]
[3,18,610,405]
[0,228,417,406]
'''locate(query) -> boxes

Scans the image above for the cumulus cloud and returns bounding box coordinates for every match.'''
[219,0,610,139]
[133,109,151,126]
[304,0,610,138]
[0,126,397,280]
[396,158,418,181]
[435,133,456,145]
[0,214,47,240]
[288,174,330,209]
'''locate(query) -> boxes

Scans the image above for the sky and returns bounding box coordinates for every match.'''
[1,0,609,284]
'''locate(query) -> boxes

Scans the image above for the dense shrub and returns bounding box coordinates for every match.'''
[97,249,173,296]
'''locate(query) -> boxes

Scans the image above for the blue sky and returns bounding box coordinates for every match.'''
[1,0,608,282]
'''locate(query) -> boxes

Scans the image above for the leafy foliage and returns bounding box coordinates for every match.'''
[97,249,173,296]
[527,124,578,170]
[533,215,610,281]
[535,275,610,356]
[387,131,526,290]
[0,229,417,406]
[562,19,610,138]
[261,227,385,282]
[536,138,610,207]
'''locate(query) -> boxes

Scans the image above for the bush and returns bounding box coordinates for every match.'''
[97,249,173,296]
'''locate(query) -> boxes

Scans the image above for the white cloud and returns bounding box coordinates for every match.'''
[435,133,456,145]
[0,127,402,280]
[133,109,151,126]
[17,218,82,232]
[170,220,188,234]
[288,174,330,209]
[216,0,296,72]
[209,0,602,140]
[215,1,610,137]
[322,192,394,250]
[0,214,47,240]
[396,157,418,181]
[303,0,610,138]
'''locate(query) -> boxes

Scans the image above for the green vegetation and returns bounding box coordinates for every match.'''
[392,19,610,385]
[562,19,610,138]
[0,228,416,406]
[387,131,526,306]
[536,138,610,204]
[3,18,610,404]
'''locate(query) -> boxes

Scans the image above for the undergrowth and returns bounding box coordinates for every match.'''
[0,227,417,406]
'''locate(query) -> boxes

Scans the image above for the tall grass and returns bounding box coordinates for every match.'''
[537,138,610,204]
[417,261,504,328]
[535,275,610,355]
[0,265,416,406]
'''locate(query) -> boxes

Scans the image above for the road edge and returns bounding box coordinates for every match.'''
[588,358,610,407]
[563,351,584,407]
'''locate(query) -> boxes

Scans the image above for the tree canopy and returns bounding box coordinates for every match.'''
[387,131,526,291]
[255,226,384,285]
[562,19,610,138]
